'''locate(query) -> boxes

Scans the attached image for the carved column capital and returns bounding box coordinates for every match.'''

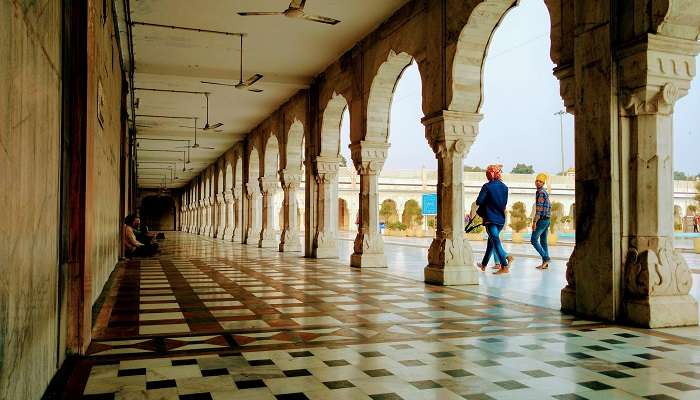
[422,110,482,157]
[619,34,700,116]
[223,192,233,204]
[349,141,389,175]
[232,187,242,201]
[314,156,339,184]
[280,168,302,190]
[259,177,278,194]
[246,182,260,196]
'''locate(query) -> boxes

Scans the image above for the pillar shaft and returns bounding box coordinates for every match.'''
[232,187,243,243]
[259,177,278,248]
[222,190,234,240]
[424,111,481,285]
[313,157,339,258]
[616,35,699,327]
[350,141,389,268]
[245,183,261,245]
[280,169,302,252]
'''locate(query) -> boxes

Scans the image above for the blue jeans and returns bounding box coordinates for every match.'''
[482,224,509,267]
[531,218,551,262]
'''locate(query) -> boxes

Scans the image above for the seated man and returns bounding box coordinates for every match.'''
[123,214,158,257]
[133,217,156,244]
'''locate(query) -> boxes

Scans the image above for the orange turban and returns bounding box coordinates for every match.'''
[486,164,503,181]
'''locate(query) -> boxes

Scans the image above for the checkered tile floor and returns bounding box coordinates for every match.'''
[67,233,700,399]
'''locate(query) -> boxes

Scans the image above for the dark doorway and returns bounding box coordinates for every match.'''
[140,195,176,230]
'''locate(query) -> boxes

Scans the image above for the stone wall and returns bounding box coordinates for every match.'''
[0,2,62,399]
[86,0,124,305]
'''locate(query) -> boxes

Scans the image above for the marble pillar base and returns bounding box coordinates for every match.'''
[424,265,479,286]
[350,252,387,268]
[245,230,260,246]
[259,236,277,248]
[216,227,226,239]
[561,287,576,312]
[222,227,234,241]
[623,295,698,328]
[279,240,301,252]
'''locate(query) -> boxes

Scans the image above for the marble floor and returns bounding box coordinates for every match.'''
[63,233,700,400]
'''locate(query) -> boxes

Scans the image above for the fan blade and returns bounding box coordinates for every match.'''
[302,14,341,25]
[290,0,306,9]
[203,122,223,130]
[243,74,263,87]
[195,146,216,150]
[248,88,263,93]
[175,145,192,149]
[237,11,283,16]
[201,81,237,87]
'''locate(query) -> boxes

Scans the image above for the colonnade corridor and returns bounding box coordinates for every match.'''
[46,232,699,399]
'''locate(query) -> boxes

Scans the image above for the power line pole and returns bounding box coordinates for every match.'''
[554,110,566,174]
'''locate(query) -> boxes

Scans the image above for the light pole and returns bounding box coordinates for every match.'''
[554,110,566,174]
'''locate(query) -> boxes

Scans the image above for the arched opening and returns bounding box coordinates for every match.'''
[261,135,280,248]
[140,195,176,231]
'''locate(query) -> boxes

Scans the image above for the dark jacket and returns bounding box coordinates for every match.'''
[476,180,508,226]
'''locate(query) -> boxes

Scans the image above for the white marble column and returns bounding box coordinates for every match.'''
[424,111,481,285]
[233,187,244,243]
[259,177,278,248]
[245,182,262,246]
[222,190,234,240]
[215,193,225,238]
[313,156,340,258]
[197,200,205,235]
[279,169,302,252]
[350,141,389,268]
[616,35,698,327]
[207,197,216,237]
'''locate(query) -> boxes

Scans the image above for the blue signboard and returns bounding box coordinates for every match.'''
[422,193,437,215]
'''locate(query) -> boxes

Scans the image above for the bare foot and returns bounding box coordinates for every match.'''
[477,263,486,272]
[493,266,510,275]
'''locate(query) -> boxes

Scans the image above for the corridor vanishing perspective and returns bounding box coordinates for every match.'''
[64,234,700,399]
[3,0,700,399]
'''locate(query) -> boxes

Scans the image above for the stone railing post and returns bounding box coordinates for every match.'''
[313,156,340,258]
[350,141,389,268]
[424,111,481,285]
[259,177,279,248]
[617,35,699,327]
[245,182,262,246]
[279,169,302,252]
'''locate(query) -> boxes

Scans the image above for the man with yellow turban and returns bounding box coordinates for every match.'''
[531,172,552,269]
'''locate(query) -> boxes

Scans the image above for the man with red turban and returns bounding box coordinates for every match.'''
[475,164,513,274]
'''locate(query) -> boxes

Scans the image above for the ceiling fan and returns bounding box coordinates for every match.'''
[181,152,194,173]
[201,35,264,93]
[176,118,215,150]
[202,93,223,131]
[237,0,341,25]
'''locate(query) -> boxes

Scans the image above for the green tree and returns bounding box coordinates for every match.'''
[511,163,534,174]
[464,165,484,172]
[401,199,423,228]
[508,201,529,232]
[379,199,399,224]
[673,171,688,180]
[339,156,348,167]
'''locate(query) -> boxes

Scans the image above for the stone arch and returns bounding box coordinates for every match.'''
[320,92,348,157]
[216,163,224,194]
[263,134,280,178]
[234,156,243,187]
[286,119,304,170]
[450,0,517,113]
[248,146,260,183]
[366,51,414,142]
[225,160,233,190]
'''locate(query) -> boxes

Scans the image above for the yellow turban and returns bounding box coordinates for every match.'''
[536,173,547,183]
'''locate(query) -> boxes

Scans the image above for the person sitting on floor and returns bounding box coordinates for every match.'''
[133,216,157,244]
[123,214,159,258]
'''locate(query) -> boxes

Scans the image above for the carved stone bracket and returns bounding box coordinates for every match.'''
[349,141,389,175]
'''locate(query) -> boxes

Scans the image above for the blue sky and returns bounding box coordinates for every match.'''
[341,0,699,175]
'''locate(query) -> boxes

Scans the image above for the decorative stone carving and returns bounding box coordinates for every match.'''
[423,111,481,285]
[625,239,692,297]
[279,169,302,252]
[561,247,576,312]
[259,177,279,248]
[222,191,235,240]
[350,141,389,268]
[313,156,340,258]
